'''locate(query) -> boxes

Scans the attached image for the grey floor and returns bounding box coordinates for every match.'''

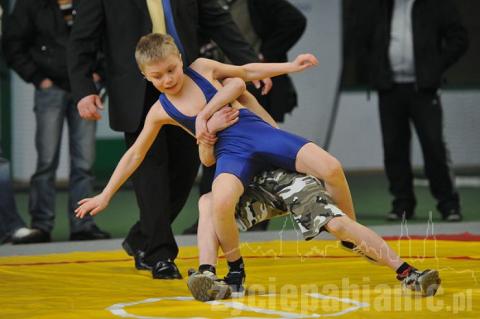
[1,221,479,257]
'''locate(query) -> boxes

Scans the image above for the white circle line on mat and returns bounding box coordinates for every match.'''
[106,293,369,318]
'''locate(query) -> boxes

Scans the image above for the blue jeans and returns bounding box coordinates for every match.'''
[0,153,26,242]
[29,86,97,233]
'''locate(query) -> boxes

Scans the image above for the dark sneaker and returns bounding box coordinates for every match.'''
[224,270,246,297]
[441,209,463,222]
[340,240,378,263]
[152,260,182,279]
[187,270,231,302]
[400,268,441,296]
[12,228,51,244]
[70,225,111,241]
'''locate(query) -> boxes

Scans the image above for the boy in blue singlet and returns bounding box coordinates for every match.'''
[75,33,441,301]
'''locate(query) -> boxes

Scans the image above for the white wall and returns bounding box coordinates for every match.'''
[281,0,342,145]
[330,90,480,170]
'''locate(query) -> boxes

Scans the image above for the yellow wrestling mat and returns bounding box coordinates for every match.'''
[1,239,479,318]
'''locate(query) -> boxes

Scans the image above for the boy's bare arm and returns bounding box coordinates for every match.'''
[197,77,246,121]
[208,53,318,83]
[199,143,216,167]
[198,107,240,167]
[196,77,246,144]
[75,102,167,218]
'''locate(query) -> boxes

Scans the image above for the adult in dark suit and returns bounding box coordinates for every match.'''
[244,0,306,122]
[67,0,265,279]
[359,0,468,221]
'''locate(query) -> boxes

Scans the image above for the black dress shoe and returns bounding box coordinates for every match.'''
[69,225,111,241]
[152,260,183,279]
[121,240,152,270]
[12,228,51,244]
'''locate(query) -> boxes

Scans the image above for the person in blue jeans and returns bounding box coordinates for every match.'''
[1,0,110,243]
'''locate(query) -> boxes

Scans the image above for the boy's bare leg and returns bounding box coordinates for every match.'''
[187,174,245,301]
[296,145,440,296]
[325,216,402,270]
[197,193,219,266]
[325,216,441,296]
[294,144,400,267]
[211,174,244,262]
[295,143,356,220]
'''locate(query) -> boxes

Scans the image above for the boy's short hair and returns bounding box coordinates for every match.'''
[135,33,180,71]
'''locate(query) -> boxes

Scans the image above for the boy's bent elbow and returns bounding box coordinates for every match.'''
[224,77,246,94]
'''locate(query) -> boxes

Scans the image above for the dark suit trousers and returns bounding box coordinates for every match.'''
[124,83,200,265]
[378,84,460,213]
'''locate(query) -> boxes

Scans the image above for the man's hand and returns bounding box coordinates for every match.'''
[207,106,239,134]
[77,94,103,120]
[252,78,273,95]
[75,193,110,218]
[92,72,102,83]
[292,54,319,72]
[195,114,217,145]
[39,78,53,89]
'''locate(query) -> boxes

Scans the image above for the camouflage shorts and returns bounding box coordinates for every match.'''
[235,168,345,240]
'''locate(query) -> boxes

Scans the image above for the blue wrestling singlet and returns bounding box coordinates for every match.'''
[159,67,309,187]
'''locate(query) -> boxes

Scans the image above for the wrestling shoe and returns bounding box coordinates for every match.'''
[187,269,232,302]
[398,268,441,296]
[224,269,246,297]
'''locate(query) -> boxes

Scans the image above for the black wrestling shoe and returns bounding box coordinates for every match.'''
[121,240,152,270]
[152,259,182,279]
[69,225,111,241]
[398,268,441,297]
[224,269,246,297]
[187,269,231,302]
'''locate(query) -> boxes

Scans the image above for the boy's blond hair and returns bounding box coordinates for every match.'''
[135,33,180,71]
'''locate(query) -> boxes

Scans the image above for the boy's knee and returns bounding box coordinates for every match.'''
[198,194,212,216]
[212,193,237,215]
[325,216,349,236]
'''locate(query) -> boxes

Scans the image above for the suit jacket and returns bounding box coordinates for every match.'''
[362,0,469,90]
[2,0,91,90]
[247,0,306,122]
[67,0,257,132]
[248,0,306,63]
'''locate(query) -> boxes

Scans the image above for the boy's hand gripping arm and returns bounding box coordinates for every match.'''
[195,77,246,144]
[198,106,240,167]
